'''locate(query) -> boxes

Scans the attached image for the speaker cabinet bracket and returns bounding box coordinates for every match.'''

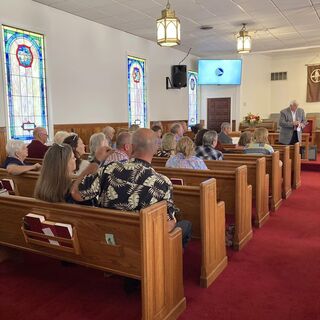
[166,77,180,90]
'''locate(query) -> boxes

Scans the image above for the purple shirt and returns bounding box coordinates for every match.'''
[165,153,208,170]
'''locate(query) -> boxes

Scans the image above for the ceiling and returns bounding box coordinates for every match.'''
[33,0,320,57]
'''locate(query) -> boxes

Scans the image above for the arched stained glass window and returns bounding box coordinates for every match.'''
[188,71,199,127]
[2,25,48,141]
[128,56,147,128]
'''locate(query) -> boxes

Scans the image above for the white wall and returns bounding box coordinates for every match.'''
[270,50,320,114]
[199,54,271,128]
[0,0,197,132]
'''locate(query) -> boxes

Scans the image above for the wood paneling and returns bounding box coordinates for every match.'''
[0,127,7,165]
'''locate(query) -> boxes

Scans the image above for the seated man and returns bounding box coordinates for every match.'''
[170,123,184,142]
[27,127,49,158]
[103,131,132,165]
[71,128,191,248]
[218,122,233,145]
[196,130,223,160]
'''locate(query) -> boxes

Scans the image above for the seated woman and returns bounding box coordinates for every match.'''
[2,140,41,175]
[53,131,70,144]
[151,125,163,150]
[244,128,274,155]
[238,131,252,148]
[156,132,176,157]
[88,132,108,162]
[63,134,89,175]
[34,144,76,203]
[166,136,208,170]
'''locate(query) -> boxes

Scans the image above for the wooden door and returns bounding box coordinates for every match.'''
[207,98,231,131]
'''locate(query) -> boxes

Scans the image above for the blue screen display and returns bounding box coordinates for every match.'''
[198,59,242,85]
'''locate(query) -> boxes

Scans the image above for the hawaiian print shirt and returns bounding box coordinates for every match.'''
[78,158,176,221]
[195,145,224,161]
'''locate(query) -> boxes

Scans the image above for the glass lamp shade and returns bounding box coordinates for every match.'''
[157,8,181,47]
[237,30,251,53]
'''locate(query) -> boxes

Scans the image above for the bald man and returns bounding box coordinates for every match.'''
[72,128,191,248]
[27,127,49,158]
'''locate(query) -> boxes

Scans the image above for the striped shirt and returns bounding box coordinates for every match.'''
[244,143,274,155]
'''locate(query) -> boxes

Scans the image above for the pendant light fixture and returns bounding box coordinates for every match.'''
[157,0,181,47]
[237,24,252,53]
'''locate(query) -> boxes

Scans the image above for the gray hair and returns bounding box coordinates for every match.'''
[6,140,26,157]
[290,100,298,106]
[89,132,106,157]
[221,122,231,131]
[132,129,157,154]
[116,131,132,149]
[170,123,182,134]
[203,130,218,146]
[54,131,70,144]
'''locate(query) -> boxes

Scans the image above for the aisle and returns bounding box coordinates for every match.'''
[181,171,320,320]
[0,172,319,320]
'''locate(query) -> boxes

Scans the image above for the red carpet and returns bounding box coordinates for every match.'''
[301,153,320,171]
[1,172,320,320]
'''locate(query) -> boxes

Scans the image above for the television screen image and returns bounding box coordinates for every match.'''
[198,59,242,85]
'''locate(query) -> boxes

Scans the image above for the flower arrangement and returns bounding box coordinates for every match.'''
[244,113,262,126]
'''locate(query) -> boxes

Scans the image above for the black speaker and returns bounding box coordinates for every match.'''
[172,65,187,88]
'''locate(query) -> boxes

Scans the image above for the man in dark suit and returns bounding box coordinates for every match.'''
[279,100,307,145]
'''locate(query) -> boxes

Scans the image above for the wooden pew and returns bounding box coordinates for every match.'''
[25,157,43,165]
[223,151,282,211]
[271,145,292,198]
[173,179,227,287]
[0,197,186,320]
[273,142,301,190]
[152,157,269,228]
[154,166,253,251]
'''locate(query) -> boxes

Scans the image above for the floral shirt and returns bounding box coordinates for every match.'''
[78,158,176,221]
[195,145,224,161]
[156,149,173,158]
[165,153,208,170]
[103,149,129,165]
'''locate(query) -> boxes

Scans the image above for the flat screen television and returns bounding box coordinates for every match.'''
[198,59,242,85]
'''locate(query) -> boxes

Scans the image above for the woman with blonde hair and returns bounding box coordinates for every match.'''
[244,127,274,155]
[238,131,252,147]
[156,132,176,157]
[166,136,207,170]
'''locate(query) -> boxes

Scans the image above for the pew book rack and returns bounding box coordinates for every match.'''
[21,226,80,255]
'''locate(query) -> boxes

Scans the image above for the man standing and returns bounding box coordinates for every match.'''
[72,128,191,248]
[279,100,307,145]
[27,127,49,158]
[218,122,233,144]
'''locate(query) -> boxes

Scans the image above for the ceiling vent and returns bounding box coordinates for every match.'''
[271,72,287,81]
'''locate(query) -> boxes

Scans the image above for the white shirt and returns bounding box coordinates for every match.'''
[291,109,301,131]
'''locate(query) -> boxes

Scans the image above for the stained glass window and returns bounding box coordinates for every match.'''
[128,56,147,128]
[2,25,48,141]
[188,71,199,127]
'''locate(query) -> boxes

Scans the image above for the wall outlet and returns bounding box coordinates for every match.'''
[105,233,116,245]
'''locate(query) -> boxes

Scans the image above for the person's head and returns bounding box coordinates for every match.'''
[33,127,48,144]
[131,128,157,163]
[194,129,209,146]
[151,125,162,138]
[203,130,218,148]
[191,123,203,135]
[170,123,184,137]
[34,143,75,202]
[89,132,108,158]
[116,131,132,157]
[180,121,188,133]
[6,140,28,161]
[129,124,140,132]
[102,126,115,141]
[152,121,163,130]
[238,131,252,146]
[54,131,70,144]
[176,136,195,158]
[290,100,299,112]
[221,122,231,135]
[253,127,269,144]
[63,134,85,172]
[161,132,176,153]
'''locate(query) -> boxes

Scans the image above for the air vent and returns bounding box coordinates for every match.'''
[271,72,287,81]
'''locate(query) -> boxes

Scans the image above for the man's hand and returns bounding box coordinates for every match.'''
[32,163,41,171]
[167,219,176,232]
[293,120,300,126]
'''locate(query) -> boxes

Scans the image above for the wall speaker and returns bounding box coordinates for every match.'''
[172,65,187,88]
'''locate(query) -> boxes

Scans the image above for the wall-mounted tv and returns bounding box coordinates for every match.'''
[198,59,242,85]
